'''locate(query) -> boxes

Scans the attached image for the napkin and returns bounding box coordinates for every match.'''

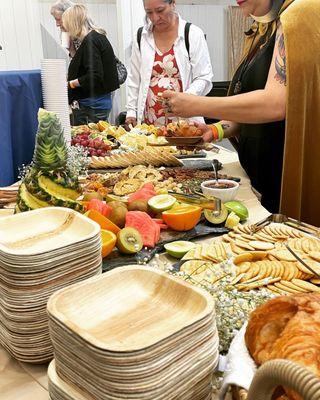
[219,323,257,399]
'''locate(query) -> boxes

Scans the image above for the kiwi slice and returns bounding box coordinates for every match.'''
[204,204,228,225]
[117,227,143,254]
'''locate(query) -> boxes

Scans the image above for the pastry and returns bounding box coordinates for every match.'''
[245,293,320,400]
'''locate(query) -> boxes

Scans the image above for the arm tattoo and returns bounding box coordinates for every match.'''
[274,32,287,85]
[221,124,230,131]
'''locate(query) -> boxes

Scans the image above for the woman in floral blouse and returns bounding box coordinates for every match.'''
[125,0,213,127]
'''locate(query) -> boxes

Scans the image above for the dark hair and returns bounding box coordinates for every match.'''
[143,0,174,4]
[143,0,175,23]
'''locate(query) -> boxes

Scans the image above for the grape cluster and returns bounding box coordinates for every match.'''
[71,134,111,157]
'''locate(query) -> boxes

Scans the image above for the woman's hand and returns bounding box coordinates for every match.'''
[162,91,198,118]
[191,122,214,143]
[176,122,214,151]
[125,117,137,128]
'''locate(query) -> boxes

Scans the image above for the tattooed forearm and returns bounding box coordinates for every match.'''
[274,32,286,85]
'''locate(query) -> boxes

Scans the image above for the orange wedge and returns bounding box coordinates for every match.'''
[101,230,117,258]
[84,209,121,234]
[162,204,202,231]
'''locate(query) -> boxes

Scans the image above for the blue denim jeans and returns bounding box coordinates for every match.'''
[71,106,111,126]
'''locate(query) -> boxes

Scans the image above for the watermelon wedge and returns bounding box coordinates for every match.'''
[125,211,161,248]
[128,183,156,204]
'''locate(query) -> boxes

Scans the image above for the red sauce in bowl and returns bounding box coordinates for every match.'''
[204,181,236,189]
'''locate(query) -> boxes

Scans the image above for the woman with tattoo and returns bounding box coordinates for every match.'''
[162,0,320,224]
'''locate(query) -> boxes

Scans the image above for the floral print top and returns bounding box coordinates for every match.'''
[144,47,183,126]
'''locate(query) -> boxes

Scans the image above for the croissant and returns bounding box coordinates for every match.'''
[245,293,320,400]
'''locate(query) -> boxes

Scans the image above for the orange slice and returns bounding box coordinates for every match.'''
[85,209,121,234]
[162,205,202,231]
[101,230,117,258]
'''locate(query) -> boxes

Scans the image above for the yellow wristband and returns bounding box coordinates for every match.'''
[213,122,224,142]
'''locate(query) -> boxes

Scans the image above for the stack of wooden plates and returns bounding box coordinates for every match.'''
[47,266,219,400]
[0,184,18,206]
[0,207,102,363]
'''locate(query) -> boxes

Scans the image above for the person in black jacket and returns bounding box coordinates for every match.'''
[62,4,119,125]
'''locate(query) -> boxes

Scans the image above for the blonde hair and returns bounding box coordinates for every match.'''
[62,4,106,40]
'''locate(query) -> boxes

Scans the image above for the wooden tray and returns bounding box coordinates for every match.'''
[47,266,215,353]
[0,207,100,256]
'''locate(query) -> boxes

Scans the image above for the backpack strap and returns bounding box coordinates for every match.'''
[137,26,143,51]
[184,22,192,59]
[137,23,192,55]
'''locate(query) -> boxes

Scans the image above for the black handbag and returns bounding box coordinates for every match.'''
[115,56,127,85]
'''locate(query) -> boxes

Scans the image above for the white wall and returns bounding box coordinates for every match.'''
[0,0,236,79]
[0,0,43,71]
[178,1,237,81]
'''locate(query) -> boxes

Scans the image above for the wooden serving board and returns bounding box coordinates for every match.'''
[102,222,228,272]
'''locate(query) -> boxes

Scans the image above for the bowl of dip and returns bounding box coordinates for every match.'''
[201,179,239,203]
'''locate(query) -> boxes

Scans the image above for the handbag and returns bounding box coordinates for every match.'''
[115,56,127,85]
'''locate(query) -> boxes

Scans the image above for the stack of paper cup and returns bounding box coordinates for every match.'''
[41,59,71,143]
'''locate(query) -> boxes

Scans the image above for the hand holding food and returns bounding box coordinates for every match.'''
[162,90,199,118]
[125,117,137,128]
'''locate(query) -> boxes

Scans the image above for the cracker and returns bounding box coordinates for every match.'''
[233,253,254,265]
[248,241,275,251]
[237,277,280,291]
[250,251,268,261]
[253,232,276,243]
[269,249,297,262]
[222,234,232,243]
[237,262,251,274]
[235,239,256,251]
[274,282,300,294]
[230,273,246,285]
[309,251,320,262]
[279,280,308,293]
[267,285,286,295]
[230,241,245,255]
[291,279,320,293]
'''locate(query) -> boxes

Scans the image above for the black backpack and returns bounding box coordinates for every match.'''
[137,22,192,59]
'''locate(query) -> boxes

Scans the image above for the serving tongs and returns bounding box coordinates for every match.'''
[250,213,320,237]
[284,244,320,278]
[168,191,221,214]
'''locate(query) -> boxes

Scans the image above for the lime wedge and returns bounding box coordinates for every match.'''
[225,211,241,229]
[164,241,196,258]
[225,201,249,221]
[148,194,177,212]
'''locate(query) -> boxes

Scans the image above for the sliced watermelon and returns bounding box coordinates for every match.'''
[128,183,156,204]
[153,218,164,224]
[125,211,161,248]
[152,219,168,230]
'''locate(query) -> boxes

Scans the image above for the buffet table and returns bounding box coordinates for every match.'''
[0,148,270,400]
[0,70,42,187]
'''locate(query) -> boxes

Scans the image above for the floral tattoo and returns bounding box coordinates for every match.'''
[274,32,286,85]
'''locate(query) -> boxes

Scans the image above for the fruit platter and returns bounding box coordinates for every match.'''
[14,109,244,259]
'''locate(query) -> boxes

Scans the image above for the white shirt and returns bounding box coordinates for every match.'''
[126,16,213,124]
